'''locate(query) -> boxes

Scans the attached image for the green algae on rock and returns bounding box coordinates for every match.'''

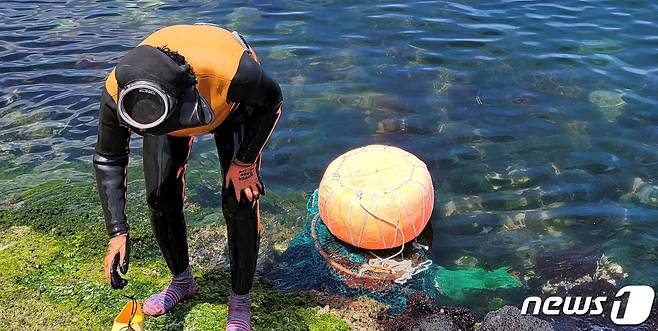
[515,71,583,99]
[588,89,625,121]
[578,39,624,54]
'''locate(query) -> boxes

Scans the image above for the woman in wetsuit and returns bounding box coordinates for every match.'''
[94,24,282,331]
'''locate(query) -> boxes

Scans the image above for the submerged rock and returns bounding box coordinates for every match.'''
[620,177,658,208]
[0,88,19,109]
[433,67,456,95]
[375,117,437,135]
[505,93,536,107]
[226,7,262,31]
[579,39,624,54]
[536,249,600,282]
[188,225,229,271]
[274,20,306,35]
[589,90,625,121]
[477,305,553,331]
[516,71,582,99]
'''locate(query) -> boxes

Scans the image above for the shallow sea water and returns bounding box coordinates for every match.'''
[2,0,658,318]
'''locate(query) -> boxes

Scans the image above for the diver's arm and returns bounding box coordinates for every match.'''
[227,52,283,164]
[94,89,131,237]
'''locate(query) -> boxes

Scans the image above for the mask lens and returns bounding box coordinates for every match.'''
[122,88,167,125]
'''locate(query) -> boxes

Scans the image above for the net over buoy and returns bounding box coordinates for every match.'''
[318,145,434,250]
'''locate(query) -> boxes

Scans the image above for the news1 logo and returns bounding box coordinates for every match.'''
[521,285,655,325]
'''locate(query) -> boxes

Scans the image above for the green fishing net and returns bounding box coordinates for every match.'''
[275,190,523,313]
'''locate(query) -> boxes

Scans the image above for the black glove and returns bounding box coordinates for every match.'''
[104,233,130,289]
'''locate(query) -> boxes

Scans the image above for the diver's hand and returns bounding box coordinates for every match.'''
[226,159,264,203]
[104,233,130,289]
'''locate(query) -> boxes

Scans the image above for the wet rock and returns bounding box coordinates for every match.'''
[414,314,457,331]
[595,254,627,286]
[440,306,477,331]
[313,293,388,331]
[378,292,441,331]
[378,292,476,331]
[536,249,600,282]
[477,305,553,331]
[536,249,627,295]
[188,225,229,271]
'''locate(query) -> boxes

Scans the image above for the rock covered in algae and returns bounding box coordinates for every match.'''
[620,177,658,208]
[537,249,628,296]
[274,20,306,35]
[515,71,582,99]
[226,6,261,31]
[0,88,20,109]
[588,89,625,121]
[477,305,553,331]
[441,196,484,218]
[578,39,624,54]
[188,225,229,271]
[589,89,625,107]
[564,120,592,149]
[505,93,537,107]
[594,254,627,286]
[375,116,437,135]
[454,255,479,268]
[313,294,388,331]
[378,292,476,331]
[536,249,600,282]
[432,67,456,95]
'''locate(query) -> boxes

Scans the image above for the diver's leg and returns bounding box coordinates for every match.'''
[142,134,197,316]
[214,108,261,330]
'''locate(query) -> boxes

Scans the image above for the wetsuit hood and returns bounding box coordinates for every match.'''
[115,45,214,135]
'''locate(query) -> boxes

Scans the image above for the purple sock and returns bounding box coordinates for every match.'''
[143,267,197,317]
[226,290,252,331]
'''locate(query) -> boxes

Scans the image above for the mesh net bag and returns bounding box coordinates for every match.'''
[274,191,523,314]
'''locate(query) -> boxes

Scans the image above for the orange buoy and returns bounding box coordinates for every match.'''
[318,145,434,250]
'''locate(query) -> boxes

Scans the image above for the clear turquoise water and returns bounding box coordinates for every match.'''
[2,0,658,313]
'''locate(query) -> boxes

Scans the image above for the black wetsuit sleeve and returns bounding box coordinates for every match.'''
[94,89,131,237]
[226,52,283,164]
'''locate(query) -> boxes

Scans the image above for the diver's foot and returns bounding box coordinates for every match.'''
[226,290,252,331]
[143,267,197,317]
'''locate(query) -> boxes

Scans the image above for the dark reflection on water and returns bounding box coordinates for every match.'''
[2,0,658,311]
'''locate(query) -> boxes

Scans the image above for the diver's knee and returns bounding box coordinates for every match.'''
[222,195,255,219]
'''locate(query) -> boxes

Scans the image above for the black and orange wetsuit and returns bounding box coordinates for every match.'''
[94,25,282,294]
